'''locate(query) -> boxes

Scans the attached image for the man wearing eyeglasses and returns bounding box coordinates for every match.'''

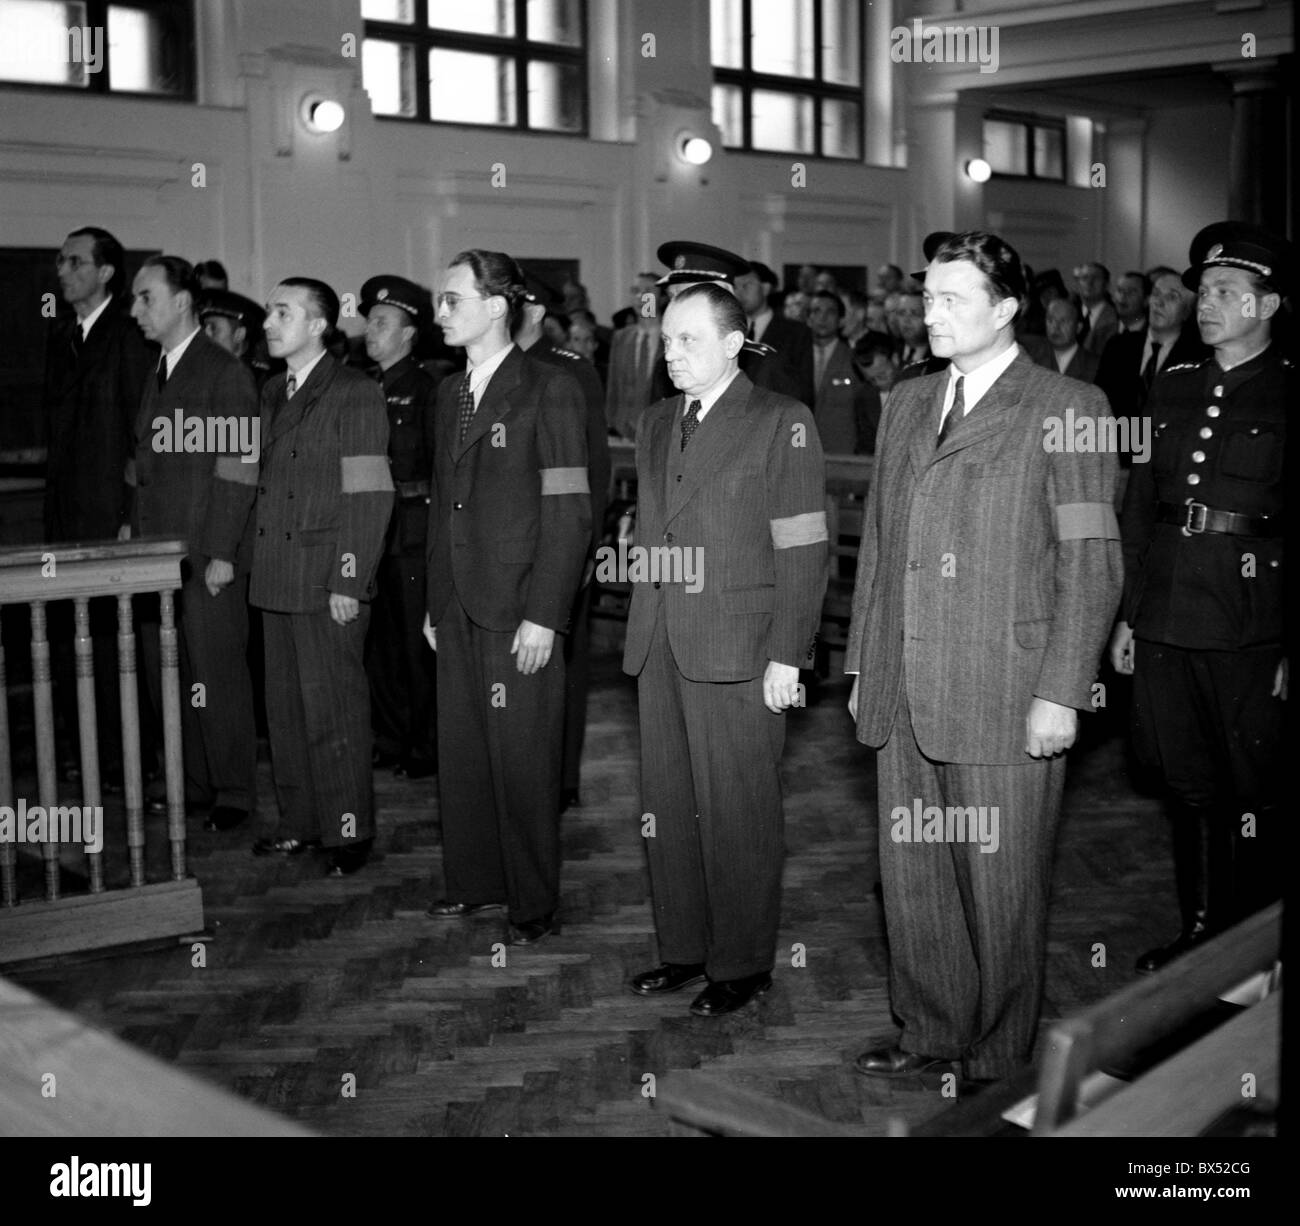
[423,250,591,946]
[42,226,152,787]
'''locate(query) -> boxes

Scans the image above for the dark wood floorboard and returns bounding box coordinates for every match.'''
[5,649,1176,1137]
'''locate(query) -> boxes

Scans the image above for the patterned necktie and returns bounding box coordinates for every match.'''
[286,372,297,399]
[156,356,167,392]
[681,398,702,450]
[937,375,965,448]
[1142,339,1160,391]
[456,371,475,443]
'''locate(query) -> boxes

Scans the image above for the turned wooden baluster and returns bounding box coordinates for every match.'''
[158,590,186,881]
[0,628,15,907]
[29,601,61,902]
[117,594,146,888]
[73,598,105,894]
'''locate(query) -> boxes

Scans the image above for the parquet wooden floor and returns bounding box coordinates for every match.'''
[6,652,1177,1137]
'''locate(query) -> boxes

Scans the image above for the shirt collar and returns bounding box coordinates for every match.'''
[80,294,112,339]
[1054,343,1078,372]
[466,341,514,397]
[687,366,742,423]
[163,326,202,373]
[947,341,1020,415]
[750,307,773,340]
[288,347,328,387]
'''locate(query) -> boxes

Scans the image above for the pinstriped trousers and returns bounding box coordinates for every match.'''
[877,678,1066,1079]
[637,613,787,982]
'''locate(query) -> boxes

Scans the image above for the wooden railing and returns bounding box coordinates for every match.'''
[0,540,203,964]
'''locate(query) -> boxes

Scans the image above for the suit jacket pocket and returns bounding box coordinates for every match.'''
[1014,617,1050,649]
[722,584,775,615]
[298,526,336,545]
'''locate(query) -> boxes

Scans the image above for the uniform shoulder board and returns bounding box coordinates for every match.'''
[1162,360,1205,374]
[553,347,584,362]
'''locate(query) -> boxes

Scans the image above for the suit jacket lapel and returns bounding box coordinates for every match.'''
[666,372,752,523]
[932,351,1031,462]
[267,352,334,445]
[455,347,523,460]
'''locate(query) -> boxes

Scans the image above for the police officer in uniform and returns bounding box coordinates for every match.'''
[199,289,280,393]
[513,270,611,810]
[1111,222,1291,973]
[360,275,442,779]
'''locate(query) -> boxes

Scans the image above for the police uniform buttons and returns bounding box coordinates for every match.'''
[1199,427,1213,439]
[1269,559,1279,568]
[1187,473,1201,485]
[1206,406,1220,418]
[1249,427,1260,435]
[1214,385,1224,397]
[1192,451,1206,463]
[396,417,404,426]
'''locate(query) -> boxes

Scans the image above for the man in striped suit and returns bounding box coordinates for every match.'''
[250,278,394,876]
[624,283,827,1016]
[847,232,1123,1084]
[423,250,591,946]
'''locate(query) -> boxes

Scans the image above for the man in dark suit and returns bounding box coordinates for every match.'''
[605,276,669,440]
[1111,222,1291,973]
[43,226,152,784]
[125,255,259,831]
[515,270,611,813]
[735,260,816,407]
[847,231,1123,1084]
[360,274,441,781]
[624,283,827,1017]
[423,250,591,945]
[1074,261,1119,356]
[250,278,394,876]
[1096,269,1208,419]
[807,290,881,454]
[1045,295,1101,383]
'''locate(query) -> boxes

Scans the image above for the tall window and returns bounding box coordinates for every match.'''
[711,0,862,160]
[362,0,586,134]
[983,111,1066,181]
[0,0,194,98]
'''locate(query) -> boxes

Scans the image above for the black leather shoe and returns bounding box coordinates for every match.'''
[425,900,506,919]
[396,757,437,780]
[560,787,581,812]
[853,1045,956,1079]
[689,972,772,1017]
[251,836,319,856]
[326,839,373,877]
[508,913,558,945]
[205,805,249,832]
[629,962,707,996]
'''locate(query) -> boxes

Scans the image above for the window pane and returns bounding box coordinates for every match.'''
[710,0,742,68]
[983,119,1027,175]
[751,0,812,78]
[1034,125,1064,179]
[427,0,514,38]
[0,0,90,86]
[527,0,582,47]
[363,39,416,116]
[361,0,414,22]
[712,83,743,147]
[527,58,582,131]
[821,97,859,159]
[109,5,184,94]
[430,48,516,125]
[751,89,813,153]
[820,0,859,85]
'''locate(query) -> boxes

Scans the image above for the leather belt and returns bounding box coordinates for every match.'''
[396,479,431,500]
[1157,501,1280,537]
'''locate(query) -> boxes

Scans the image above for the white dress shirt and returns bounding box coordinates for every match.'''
[938,342,1021,431]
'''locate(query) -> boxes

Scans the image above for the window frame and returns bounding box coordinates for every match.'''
[0,0,196,102]
[982,110,1068,183]
[711,0,864,161]
[363,0,588,136]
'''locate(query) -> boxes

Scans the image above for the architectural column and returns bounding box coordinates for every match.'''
[1215,59,1288,232]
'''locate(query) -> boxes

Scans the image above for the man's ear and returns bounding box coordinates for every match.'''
[1257,291,1280,322]
[97,262,115,290]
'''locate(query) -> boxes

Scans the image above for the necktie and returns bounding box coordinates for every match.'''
[456,372,475,443]
[681,398,702,450]
[1142,340,1161,391]
[746,321,755,341]
[936,375,965,448]
[70,326,83,362]
[156,356,167,392]
[286,372,297,399]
